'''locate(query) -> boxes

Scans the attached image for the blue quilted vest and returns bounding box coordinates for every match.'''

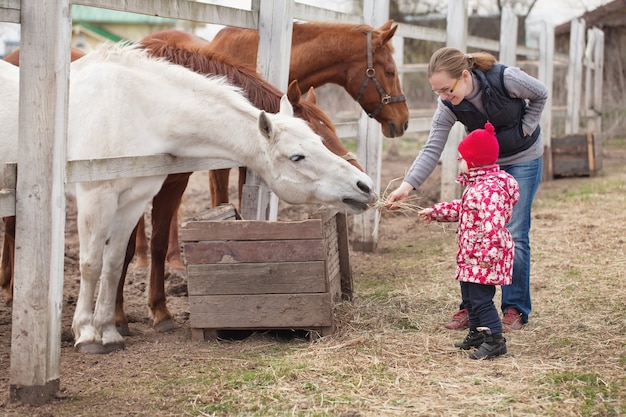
[442,64,540,158]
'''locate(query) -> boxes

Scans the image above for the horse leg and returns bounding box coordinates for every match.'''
[165,208,185,271]
[133,215,150,269]
[115,224,139,337]
[91,196,153,353]
[149,174,191,332]
[93,215,142,352]
[208,168,231,207]
[73,190,117,352]
[0,216,15,306]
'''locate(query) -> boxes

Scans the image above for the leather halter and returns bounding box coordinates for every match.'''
[355,31,406,119]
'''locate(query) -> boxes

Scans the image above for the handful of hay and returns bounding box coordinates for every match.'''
[369,177,427,216]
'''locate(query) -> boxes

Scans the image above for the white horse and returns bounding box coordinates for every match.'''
[1,43,376,354]
[0,60,18,184]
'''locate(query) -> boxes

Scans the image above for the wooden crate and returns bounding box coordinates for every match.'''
[551,133,597,178]
[180,209,352,341]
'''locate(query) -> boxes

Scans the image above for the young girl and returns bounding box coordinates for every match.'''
[418,123,520,359]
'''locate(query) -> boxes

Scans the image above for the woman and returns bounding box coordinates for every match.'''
[386,47,547,332]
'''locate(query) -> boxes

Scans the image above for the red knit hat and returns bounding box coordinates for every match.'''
[457,122,499,168]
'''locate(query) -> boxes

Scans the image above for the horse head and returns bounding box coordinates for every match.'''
[257,96,375,213]
[349,21,409,138]
[286,80,363,172]
[209,21,409,138]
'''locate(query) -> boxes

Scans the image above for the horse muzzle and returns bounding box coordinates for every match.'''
[342,190,377,214]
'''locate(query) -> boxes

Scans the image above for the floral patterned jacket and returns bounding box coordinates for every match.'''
[426,165,520,286]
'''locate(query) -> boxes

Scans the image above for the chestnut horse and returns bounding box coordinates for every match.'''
[0,47,85,306]
[209,20,409,138]
[136,20,407,269]
[0,43,375,353]
[107,37,365,334]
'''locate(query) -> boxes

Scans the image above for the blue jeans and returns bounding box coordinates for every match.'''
[459,156,542,323]
[500,157,542,323]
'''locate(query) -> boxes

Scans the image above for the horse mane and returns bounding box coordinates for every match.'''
[289,20,395,60]
[139,37,284,113]
[76,42,266,125]
[293,20,375,38]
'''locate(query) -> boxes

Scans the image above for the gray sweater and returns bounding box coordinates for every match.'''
[404,66,548,190]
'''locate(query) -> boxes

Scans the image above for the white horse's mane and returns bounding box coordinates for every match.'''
[81,42,250,110]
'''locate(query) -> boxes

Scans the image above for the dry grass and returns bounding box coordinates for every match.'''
[1,142,625,417]
[369,176,427,215]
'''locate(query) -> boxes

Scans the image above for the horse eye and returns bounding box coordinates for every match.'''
[290,154,305,162]
[385,70,395,77]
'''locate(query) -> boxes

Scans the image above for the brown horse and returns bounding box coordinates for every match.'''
[112,36,364,334]
[208,20,409,138]
[0,47,85,306]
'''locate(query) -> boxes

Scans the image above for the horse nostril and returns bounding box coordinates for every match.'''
[357,181,371,194]
[403,121,409,132]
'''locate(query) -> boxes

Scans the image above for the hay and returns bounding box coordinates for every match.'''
[369,177,427,215]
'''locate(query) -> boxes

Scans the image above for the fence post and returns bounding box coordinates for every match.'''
[499,6,517,66]
[9,0,70,404]
[241,0,294,221]
[566,18,585,134]
[440,0,467,202]
[586,27,604,172]
[538,20,555,180]
[350,0,387,252]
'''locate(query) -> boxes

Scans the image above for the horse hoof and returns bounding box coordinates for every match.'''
[75,342,125,354]
[133,257,150,270]
[167,261,186,272]
[116,322,132,337]
[154,319,179,333]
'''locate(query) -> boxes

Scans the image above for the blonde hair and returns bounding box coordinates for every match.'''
[427,47,497,78]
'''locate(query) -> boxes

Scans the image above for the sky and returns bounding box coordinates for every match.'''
[526,0,610,25]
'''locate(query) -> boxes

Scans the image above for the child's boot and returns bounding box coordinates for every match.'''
[454,328,484,350]
[469,328,507,360]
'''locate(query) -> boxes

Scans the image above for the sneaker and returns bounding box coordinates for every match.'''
[454,329,484,350]
[502,307,524,332]
[469,334,507,360]
[444,308,469,330]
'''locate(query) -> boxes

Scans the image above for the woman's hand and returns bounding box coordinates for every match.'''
[385,181,414,210]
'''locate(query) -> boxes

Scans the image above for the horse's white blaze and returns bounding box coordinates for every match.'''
[2,43,375,351]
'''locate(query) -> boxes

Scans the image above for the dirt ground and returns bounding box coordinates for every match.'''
[0,138,624,416]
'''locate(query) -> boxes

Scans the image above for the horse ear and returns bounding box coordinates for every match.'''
[379,23,398,46]
[279,95,294,117]
[378,20,394,31]
[258,111,273,141]
[304,87,317,105]
[286,80,302,106]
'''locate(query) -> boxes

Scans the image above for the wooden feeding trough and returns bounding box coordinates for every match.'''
[180,205,352,341]
[551,133,598,178]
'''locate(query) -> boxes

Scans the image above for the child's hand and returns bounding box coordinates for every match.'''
[418,208,433,224]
